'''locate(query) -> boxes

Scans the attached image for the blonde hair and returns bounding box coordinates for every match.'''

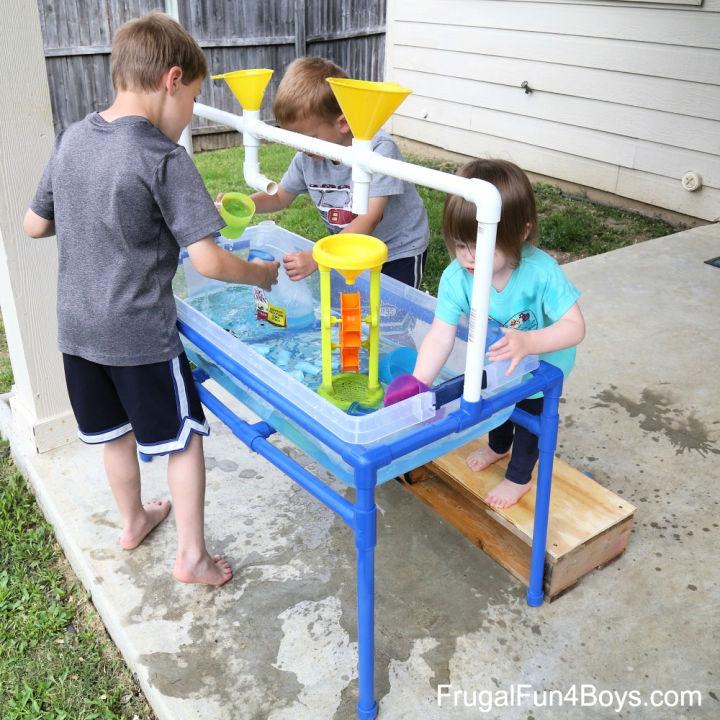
[443,159,537,269]
[111,12,207,92]
[272,57,348,125]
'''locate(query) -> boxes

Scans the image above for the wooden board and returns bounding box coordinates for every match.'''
[401,438,635,600]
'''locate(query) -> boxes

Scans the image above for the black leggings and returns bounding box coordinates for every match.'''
[488,397,544,485]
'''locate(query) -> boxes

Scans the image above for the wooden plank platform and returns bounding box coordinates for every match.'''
[400,438,635,601]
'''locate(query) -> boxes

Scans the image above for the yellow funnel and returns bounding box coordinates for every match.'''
[313,233,387,285]
[327,78,411,141]
[212,69,273,111]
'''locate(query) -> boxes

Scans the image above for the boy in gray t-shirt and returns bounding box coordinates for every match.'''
[23,13,278,587]
[251,57,430,289]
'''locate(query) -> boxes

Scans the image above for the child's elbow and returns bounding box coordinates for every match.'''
[575,317,586,346]
[566,303,586,346]
[22,209,51,238]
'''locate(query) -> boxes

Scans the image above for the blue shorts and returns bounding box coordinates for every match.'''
[63,352,209,455]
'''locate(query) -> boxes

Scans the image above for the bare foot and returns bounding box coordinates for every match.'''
[466,445,509,472]
[484,479,532,509]
[120,500,171,550]
[173,554,233,586]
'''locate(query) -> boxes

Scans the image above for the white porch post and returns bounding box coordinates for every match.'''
[0,1,76,451]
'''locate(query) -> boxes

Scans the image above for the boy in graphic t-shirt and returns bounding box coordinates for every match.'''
[250,57,430,290]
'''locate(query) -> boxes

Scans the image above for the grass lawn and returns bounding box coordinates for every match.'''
[0,445,155,719]
[0,142,678,717]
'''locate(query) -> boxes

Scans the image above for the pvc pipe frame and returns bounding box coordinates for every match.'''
[193,102,501,402]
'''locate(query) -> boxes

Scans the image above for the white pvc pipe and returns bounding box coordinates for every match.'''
[195,102,346,162]
[463,220,498,403]
[241,110,277,195]
[350,138,372,214]
[179,125,193,157]
[193,102,501,402]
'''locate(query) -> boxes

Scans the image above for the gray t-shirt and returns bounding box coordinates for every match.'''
[31,112,223,366]
[280,130,429,262]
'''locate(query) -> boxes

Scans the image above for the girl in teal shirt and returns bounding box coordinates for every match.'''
[414,159,585,508]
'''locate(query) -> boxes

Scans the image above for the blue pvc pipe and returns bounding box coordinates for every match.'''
[510,407,541,436]
[526,374,563,606]
[195,382,356,527]
[354,464,378,720]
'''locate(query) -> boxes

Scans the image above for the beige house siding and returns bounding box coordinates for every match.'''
[384,0,720,220]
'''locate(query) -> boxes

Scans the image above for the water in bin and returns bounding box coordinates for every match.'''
[247,221,315,330]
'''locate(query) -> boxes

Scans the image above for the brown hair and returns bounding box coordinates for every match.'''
[443,159,537,269]
[272,57,348,125]
[111,12,207,92]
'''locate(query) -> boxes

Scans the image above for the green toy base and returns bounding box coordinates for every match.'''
[318,373,384,411]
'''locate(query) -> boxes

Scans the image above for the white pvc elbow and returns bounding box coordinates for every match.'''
[467,178,502,224]
[244,158,278,195]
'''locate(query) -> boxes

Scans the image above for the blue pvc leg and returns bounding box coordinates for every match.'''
[526,379,562,607]
[354,465,378,720]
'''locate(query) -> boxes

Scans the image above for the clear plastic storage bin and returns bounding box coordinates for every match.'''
[174,224,536,484]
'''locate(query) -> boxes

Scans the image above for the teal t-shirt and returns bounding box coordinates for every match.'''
[436,244,581,384]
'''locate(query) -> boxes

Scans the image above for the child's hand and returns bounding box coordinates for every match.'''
[214,192,225,209]
[252,258,280,291]
[283,250,318,281]
[487,328,532,375]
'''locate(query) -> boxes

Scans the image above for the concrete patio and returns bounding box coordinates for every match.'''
[2,223,718,719]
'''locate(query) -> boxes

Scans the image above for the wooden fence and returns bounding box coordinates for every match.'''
[36,0,386,149]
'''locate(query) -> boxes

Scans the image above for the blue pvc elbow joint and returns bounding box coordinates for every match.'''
[458,397,484,430]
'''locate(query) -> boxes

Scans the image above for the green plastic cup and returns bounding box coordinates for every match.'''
[218,192,255,239]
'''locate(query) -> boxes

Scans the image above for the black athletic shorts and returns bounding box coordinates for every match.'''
[63,352,209,455]
[381,250,428,289]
